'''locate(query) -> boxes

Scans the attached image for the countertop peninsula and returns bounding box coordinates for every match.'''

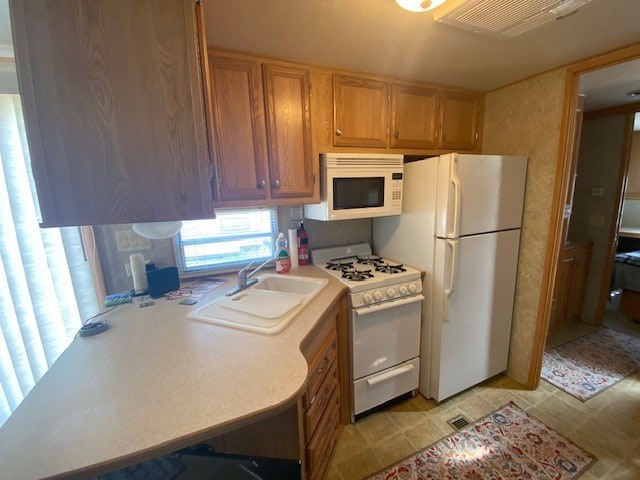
[0,266,347,480]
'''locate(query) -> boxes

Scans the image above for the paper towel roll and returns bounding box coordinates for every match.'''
[130,253,148,293]
[288,228,299,269]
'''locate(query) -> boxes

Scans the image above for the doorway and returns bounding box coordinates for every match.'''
[528,44,640,387]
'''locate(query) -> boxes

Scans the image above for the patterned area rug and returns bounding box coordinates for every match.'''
[541,328,640,401]
[368,402,594,480]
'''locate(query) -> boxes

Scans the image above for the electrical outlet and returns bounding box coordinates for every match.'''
[115,230,151,252]
[589,214,605,227]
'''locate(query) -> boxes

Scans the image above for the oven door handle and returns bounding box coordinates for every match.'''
[354,294,425,316]
[366,362,415,386]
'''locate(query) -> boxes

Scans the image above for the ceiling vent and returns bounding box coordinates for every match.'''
[433,0,594,37]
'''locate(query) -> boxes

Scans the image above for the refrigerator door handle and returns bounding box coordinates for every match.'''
[448,158,461,239]
[443,239,458,321]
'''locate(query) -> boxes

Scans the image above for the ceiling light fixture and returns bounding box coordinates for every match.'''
[627,89,640,97]
[395,0,446,13]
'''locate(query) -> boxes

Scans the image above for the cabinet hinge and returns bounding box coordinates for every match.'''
[309,83,313,96]
[435,130,438,139]
[474,132,478,141]
[195,0,202,5]
[386,128,390,138]
[312,173,316,185]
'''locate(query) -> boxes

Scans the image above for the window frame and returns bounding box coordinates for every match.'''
[173,207,279,276]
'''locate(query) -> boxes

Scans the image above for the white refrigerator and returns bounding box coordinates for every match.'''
[373,153,528,402]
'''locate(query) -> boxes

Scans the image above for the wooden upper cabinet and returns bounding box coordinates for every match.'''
[10,0,212,226]
[333,74,389,148]
[209,54,269,202]
[438,90,481,151]
[262,64,314,199]
[390,83,438,149]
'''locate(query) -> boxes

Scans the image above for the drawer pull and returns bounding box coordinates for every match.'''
[366,363,415,386]
[316,356,330,375]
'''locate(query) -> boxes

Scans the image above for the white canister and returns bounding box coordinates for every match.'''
[130,253,148,293]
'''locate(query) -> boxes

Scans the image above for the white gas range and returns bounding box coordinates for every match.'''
[312,243,424,419]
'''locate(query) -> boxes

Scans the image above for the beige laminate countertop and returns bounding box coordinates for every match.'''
[0,265,346,480]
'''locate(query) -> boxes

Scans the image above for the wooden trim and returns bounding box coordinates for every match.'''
[527,71,580,389]
[488,42,640,93]
[80,226,106,307]
[527,44,640,389]
[209,46,485,95]
[594,113,635,326]
[584,101,640,120]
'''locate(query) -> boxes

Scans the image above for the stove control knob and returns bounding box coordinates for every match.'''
[363,293,373,304]
[398,285,408,295]
[373,291,383,302]
[386,288,396,299]
[408,284,417,293]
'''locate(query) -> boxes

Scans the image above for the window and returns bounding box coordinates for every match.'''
[174,208,278,274]
[0,95,99,427]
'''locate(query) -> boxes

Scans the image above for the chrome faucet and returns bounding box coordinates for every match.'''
[225,256,276,296]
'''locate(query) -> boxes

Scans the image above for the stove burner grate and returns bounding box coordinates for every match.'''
[375,262,407,274]
[326,260,354,271]
[356,255,383,266]
[342,267,374,281]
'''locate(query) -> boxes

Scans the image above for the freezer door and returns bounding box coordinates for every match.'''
[435,154,527,238]
[430,229,520,402]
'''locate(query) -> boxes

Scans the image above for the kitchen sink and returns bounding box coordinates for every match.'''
[187,274,328,334]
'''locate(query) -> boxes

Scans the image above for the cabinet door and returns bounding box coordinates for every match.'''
[333,74,388,148]
[390,83,438,149]
[565,252,590,322]
[551,257,574,331]
[11,0,212,226]
[262,64,315,199]
[209,55,269,203]
[438,90,481,151]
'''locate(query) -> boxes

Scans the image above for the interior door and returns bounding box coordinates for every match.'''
[431,229,521,401]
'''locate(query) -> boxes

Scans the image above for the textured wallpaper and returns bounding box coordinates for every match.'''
[482,69,567,385]
[568,115,627,324]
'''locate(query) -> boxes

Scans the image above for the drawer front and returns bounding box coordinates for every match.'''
[307,389,340,479]
[305,361,338,442]
[305,331,337,409]
[353,357,419,415]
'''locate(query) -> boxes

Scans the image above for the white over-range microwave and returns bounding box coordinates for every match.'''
[304,153,404,221]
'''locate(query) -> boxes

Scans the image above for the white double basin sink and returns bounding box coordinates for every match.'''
[187,274,329,334]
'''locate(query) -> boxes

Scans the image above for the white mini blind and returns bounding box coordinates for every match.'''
[0,95,98,426]
[174,208,278,274]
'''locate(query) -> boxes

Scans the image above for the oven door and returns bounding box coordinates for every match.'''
[351,295,424,380]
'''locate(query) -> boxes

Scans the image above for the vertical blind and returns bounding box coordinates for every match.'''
[0,95,98,426]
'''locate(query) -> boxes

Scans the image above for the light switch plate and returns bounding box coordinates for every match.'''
[591,187,604,197]
[115,230,151,252]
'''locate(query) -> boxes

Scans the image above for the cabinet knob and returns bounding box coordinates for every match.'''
[442,132,447,141]
[272,179,280,189]
[335,129,342,136]
[394,131,399,139]
[257,180,266,189]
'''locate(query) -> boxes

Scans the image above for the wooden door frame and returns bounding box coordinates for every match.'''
[591,108,637,326]
[527,43,640,389]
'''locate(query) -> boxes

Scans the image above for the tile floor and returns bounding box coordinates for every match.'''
[326,309,640,480]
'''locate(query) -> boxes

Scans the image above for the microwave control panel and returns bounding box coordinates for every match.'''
[390,172,403,214]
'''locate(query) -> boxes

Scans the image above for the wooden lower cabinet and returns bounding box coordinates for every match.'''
[208,293,348,480]
[549,242,592,332]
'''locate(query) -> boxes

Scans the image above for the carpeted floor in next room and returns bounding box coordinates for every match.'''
[326,310,640,480]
